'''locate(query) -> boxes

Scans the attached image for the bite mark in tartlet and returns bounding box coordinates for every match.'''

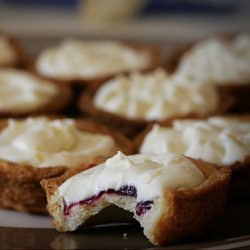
[41,152,231,246]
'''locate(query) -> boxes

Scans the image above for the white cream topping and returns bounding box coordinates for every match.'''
[0,36,17,65]
[140,117,250,165]
[59,152,205,205]
[36,39,150,80]
[177,33,250,85]
[0,69,58,113]
[94,69,219,121]
[0,118,117,167]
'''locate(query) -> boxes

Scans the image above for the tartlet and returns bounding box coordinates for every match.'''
[78,69,233,137]
[0,117,133,213]
[41,152,231,246]
[0,33,24,68]
[135,115,250,201]
[167,33,250,112]
[32,39,161,87]
[0,68,72,117]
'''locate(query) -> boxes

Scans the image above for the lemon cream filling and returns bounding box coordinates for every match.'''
[177,33,250,84]
[36,39,150,80]
[140,117,250,165]
[94,69,219,121]
[59,152,205,205]
[0,36,17,65]
[0,118,117,167]
[0,69,58,113]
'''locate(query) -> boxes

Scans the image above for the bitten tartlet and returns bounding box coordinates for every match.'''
[41,152,230,246]
[136,116,250,201]
[0,33,24,68]
[0,68,72,117]
[168,33,250,112]
[78,69,233,137]
[33,39,161,86]
[0,117,133,213]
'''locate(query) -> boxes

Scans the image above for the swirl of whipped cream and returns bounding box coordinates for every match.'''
[36,39,151,80]
[0,118,117,167]
[140,117,250,165]
[94,69,219,121]
[59,151,205,205]
[0,36,18,65]
[0,69,58,113]
[177,33,250,84]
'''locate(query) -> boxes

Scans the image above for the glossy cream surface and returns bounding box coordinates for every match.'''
[177,34,250,84]
[140,117,250,165]
[0,69,58,113]
[94,69,219,121]
[0,36,17,65]
[0,118,117,167]
[59,151,205,205]
[36,39,150,80]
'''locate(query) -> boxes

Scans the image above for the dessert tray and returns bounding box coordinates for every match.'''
[0,37,250,250]
[0,202,250,249]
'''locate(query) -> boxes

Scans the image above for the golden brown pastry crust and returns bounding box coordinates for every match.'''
[151,158,231,245]
[134,115,250,201]
[30,43,162,87]
[0,33,24,68]
[229,156,250,201]
[0,118,134,213]
[78,82,234,138]
[166,34,250,113]
[41,157,231,246]
[0,69,73,118]
[0,160,66,213]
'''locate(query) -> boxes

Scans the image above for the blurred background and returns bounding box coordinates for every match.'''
[0,0,249,45]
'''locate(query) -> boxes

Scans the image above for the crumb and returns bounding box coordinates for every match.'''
[123,233,128,240]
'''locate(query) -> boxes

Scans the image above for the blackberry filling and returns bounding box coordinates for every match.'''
[116,185,137,196]
[136,201,154,216]
[63,185,153,216]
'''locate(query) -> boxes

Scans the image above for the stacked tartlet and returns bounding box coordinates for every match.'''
[0,68,72,117]
[135,116,250,201]
[29,39,162,112]
[0,117,133,213]
[168,33,250,112]
[79,68,233,137]
[32,39,161,87]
